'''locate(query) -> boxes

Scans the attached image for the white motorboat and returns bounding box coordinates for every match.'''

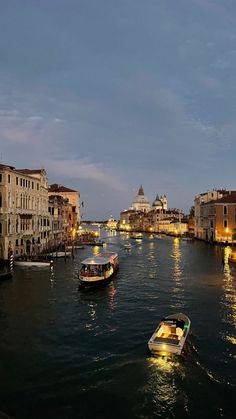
[14,260,52,267]
[124,243,132,249]
[79,252,119,287]
[48,251,71,258]
[148,313,190,356]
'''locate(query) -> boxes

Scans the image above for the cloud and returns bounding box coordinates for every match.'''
[47,158,125,192]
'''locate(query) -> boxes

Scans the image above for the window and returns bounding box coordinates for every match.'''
[20,178,22,186]
[32,181,34,189]
[0,173,2,183]
[37,183,39,190]
[223,205,228,215]
[0,193,2,207]
[0,222,2,235]
[16,177,18,185]
[16,239,18,246]
[8,174,10,183]
[224,219,228,228]
[23,179,25,187]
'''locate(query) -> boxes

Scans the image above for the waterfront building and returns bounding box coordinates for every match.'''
[119,209,136,231]
[0,164,50,260]
[48,184,80,232]
[194,189,236,241]
[48,195,73,248]
[199,192,236,243]
[106,215,118,230]
[119,186,187,234]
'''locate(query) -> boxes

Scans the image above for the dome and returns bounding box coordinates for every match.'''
[133,185,150,204]
[152,193,163,208]
[131,185,151,212]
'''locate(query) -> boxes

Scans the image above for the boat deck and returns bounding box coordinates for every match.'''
[154,335,179,345]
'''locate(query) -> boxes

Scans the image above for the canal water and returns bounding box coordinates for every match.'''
[0,232,235,419]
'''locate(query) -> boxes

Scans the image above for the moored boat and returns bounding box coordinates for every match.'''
[148,313,190,356]
[124,243,132,249]
[14,259,52,267]
[79,252,119,287]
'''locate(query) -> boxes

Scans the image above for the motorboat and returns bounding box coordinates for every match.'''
[124,243,132,249]
[14,259,52,267]
[130,233,143,240]
[48,251,71,258]
[79,252,119,287]
[82,240,105,246]
[67,245,84,250]
[148,313,190,356]
[0,271,13,280]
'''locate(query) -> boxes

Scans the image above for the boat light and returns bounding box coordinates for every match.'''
[162,344,166,350]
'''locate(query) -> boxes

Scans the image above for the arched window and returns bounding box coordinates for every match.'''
[0,193,2,207]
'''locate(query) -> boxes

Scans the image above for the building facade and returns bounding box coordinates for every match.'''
[48,184,80,232]
[0,164,50,260]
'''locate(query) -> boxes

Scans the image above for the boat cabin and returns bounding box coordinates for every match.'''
[80,256,113,277]
[155,319,186,344]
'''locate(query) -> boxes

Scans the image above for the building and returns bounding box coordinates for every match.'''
[48,184,80,233]
[0,164,50,260]
[106,215,118,230]
[200,192,236,243]
[131,185,151,213]
[194,189,236,241]
[48,195,73,248]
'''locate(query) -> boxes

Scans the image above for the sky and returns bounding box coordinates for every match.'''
[0,0,236,219]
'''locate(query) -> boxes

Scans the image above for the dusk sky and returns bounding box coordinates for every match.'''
[0,0,236,219]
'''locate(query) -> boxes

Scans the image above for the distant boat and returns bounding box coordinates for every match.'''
[124,243,132,249]
[148,313,191,356]
[48,251,71,258]
[67,245,84,250]
[79,252,119,287]
[82,240,105,246]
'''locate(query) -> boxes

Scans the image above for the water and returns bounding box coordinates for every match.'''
[0,232,235,419]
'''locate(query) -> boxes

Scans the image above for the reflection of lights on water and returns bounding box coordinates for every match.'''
[49,265,55,286]
[172,238,182,279]
[146,356,187,412]
[147,355,182,373]
[222,246,236,327]
[93,246,100,255]
[108,285,117,310]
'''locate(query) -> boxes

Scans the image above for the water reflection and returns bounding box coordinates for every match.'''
[145,356,187,415]
[108,284,117,311]
[172,238,182,279]
[222,247,236,328]
[170,238,184,309]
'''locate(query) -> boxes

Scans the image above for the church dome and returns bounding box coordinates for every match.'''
[152,193,163,208]
[132,185,150,212]
[133,185,150,204]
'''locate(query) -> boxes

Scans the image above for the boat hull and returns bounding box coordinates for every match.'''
[14,261,51,267]
[148,313,190,356]
[79,271,115,287]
